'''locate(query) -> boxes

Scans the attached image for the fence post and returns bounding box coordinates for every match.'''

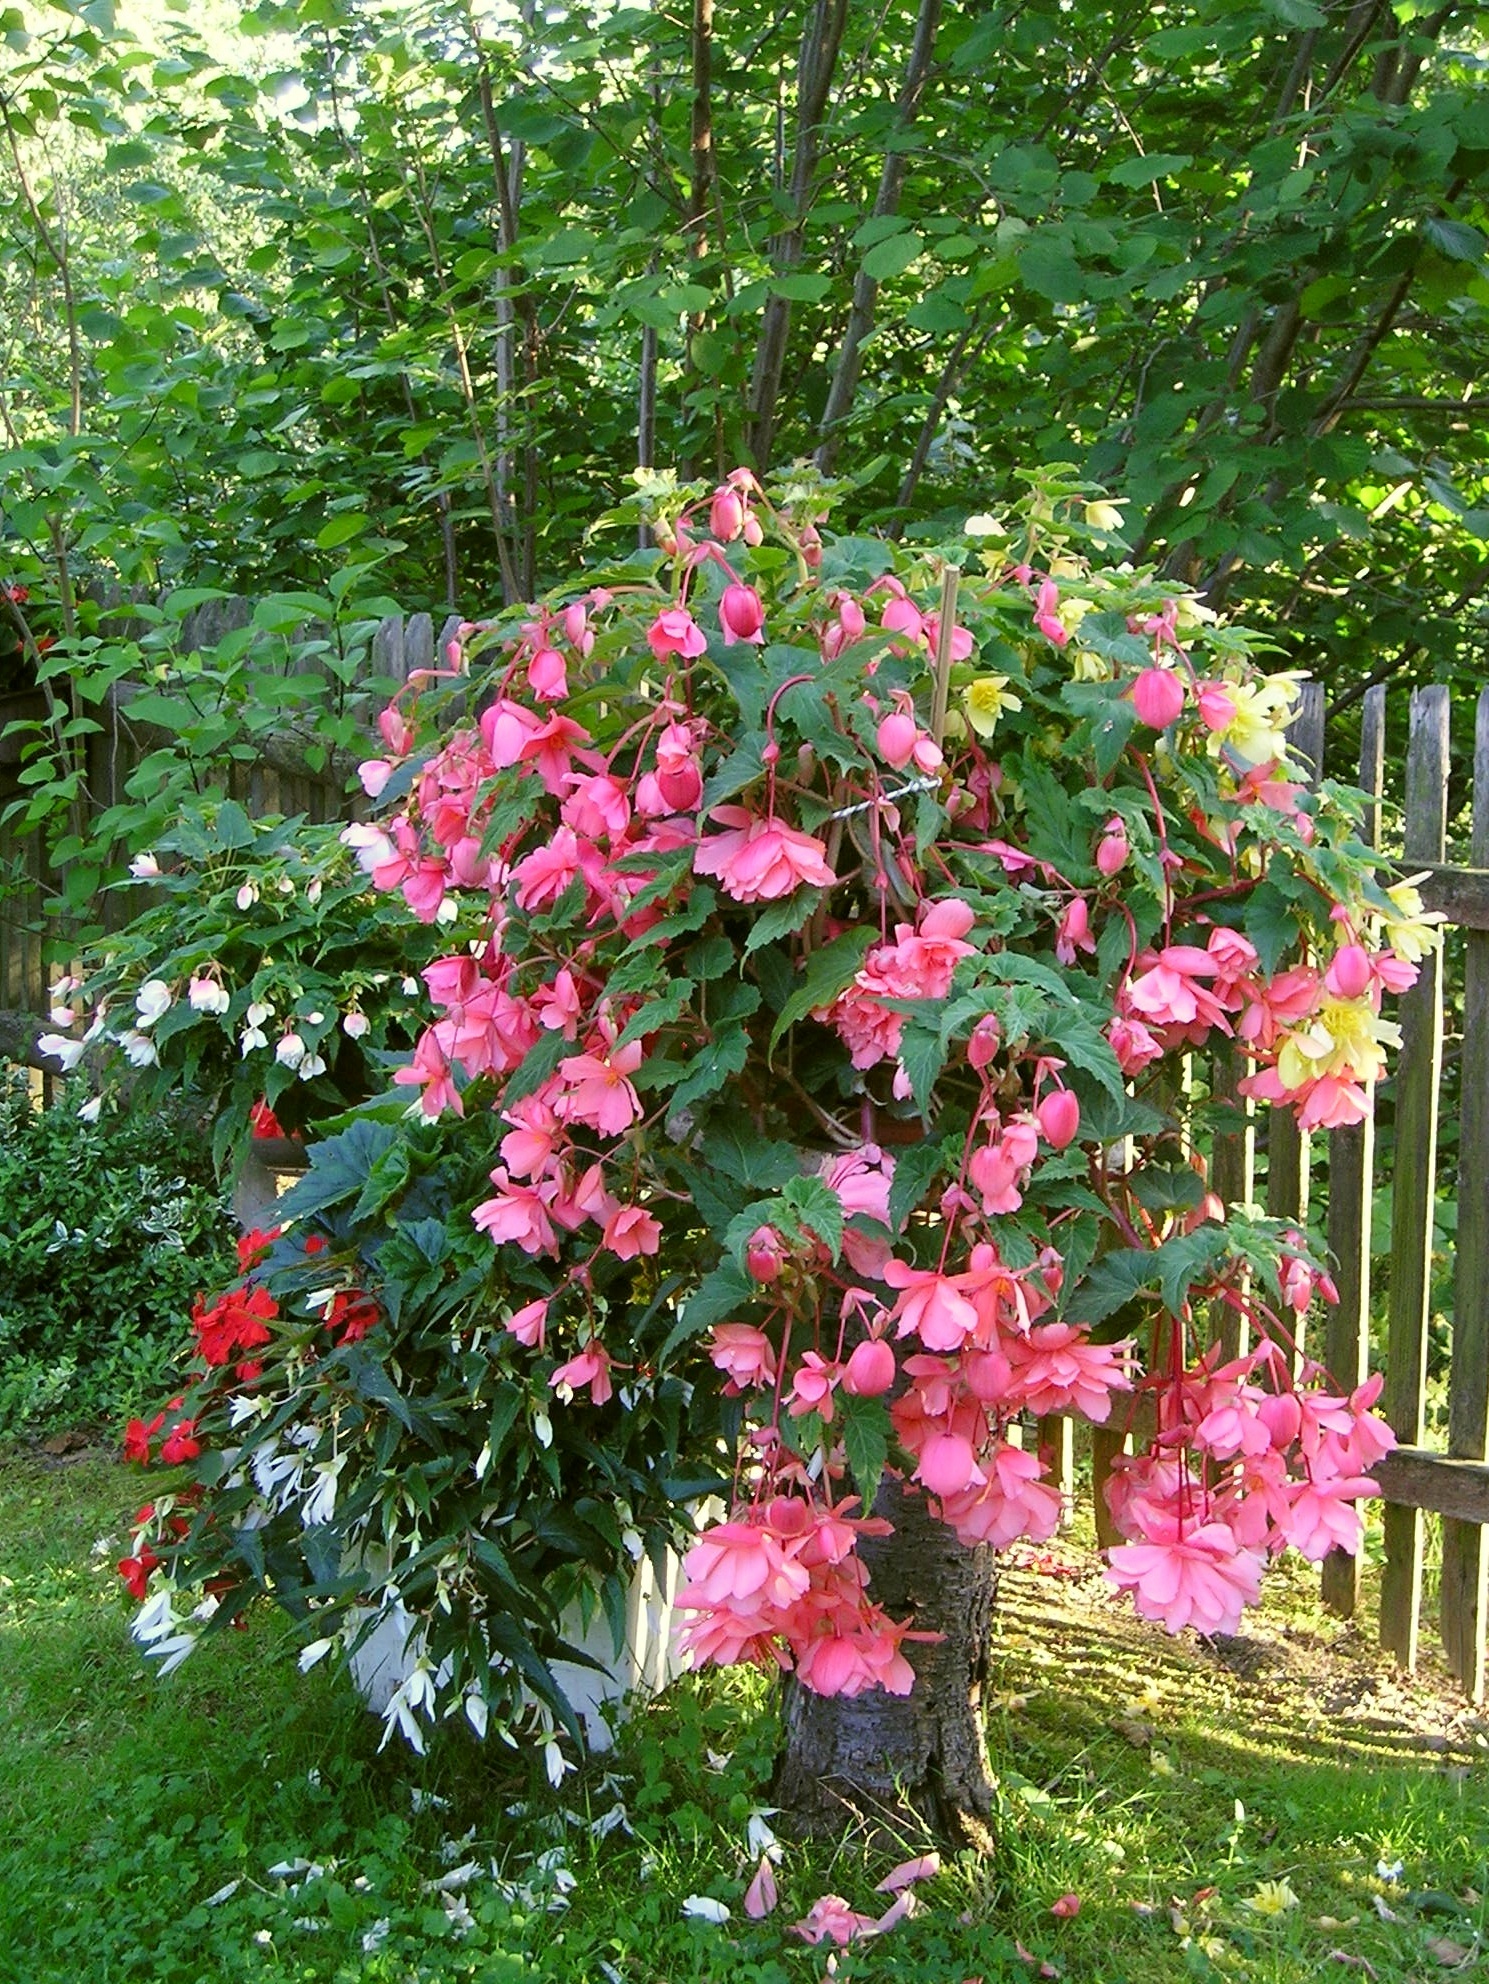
[1322,685,1385,1617]
[1441,687,1489,1697]
[1380,685,1450,1670]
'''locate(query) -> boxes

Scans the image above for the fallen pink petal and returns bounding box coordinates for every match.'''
[743,1855,778,1920]
[876,1852,942,1893]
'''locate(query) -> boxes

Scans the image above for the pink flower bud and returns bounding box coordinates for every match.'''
[1096,816,1129,877]
[719,583,766,647]
[876,708,919,770]
[842,1338,896,1397]
[1196,680,1237,731]
[968,1014,1001,1070]
[1131,666,1185,729]
[709,487,744,541]
[1036,1089,1081,1150]
[1324,943,1372,1001]
[799,522,821,568]
[745,1225,787,1284]
[378,706,409,754]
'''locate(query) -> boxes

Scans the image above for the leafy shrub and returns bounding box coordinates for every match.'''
[0,1077,234,1435]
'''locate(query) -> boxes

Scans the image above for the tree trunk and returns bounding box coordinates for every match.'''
[773,1472,998,1849]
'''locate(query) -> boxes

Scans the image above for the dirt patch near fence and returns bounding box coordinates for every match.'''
[988,1538,1489,1771]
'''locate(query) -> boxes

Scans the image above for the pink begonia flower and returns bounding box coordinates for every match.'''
[552,1159,615,1232]
[528,645,568,700]
[517,710,596,796]
[708,1324,778,1390]
[562,772,631,842]
[790,1895,881,1946]
[499,1093,563,1180]
[915,1430,984,1498]
[1096,815,1129,876]
[393,1024,463,1118]
[936,1443,1062,1549]
[532,966,584,1038]
[968,1013,1001,1069]
[358,757,394,798]
[1056,897,1096,966]
[787,1351,841,1423]
[881,591,925,646]
[1036,1088,1081,1149]
[821,591,867,660]
[923,609,974,662]
[1006,1323,1132,1421]
[1324,943,1373,1000]
[1131,665,1185,728]
[1196,679,1237,731]
[1105,1519,1266,1635]
[680,1523,811,1612]
[743,1856,778,1920]
[602,1204,662,1260]
[1280,1474,1377,1560]
[550,1343,615,1406]
[719,582,766,646]
[556,1036,644,1136]
[513,827,584,912]
[882,1260,979,1351]
[378,704,409,754]
[1032,580,1068,646]
[471,1168,560,1256]
[1050,1893,1081,1919]
[505,1299,548,1349]
[693,805,836,902]
[647,607,708,660]
[842,1338,896,1397]
[479,695,542,767]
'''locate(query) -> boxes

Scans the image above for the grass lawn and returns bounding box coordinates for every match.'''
[1,1446,1485,1984]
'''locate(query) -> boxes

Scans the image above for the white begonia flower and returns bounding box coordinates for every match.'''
[435,896,460,927]
[129,852,160,879]
[301,1457,345,1527]
[188,974,231,1015]
[48,1004,76,1029]
[120,1030,160,1068]
[246,1000,273,1028]
[298,1637,337,1673]
[304,1010,325,1026]
[297,1052,327,1082]
[543,1739,572,1788]
[680,1896,730,1924]
[240,1026,268,1056]
[342,1010,369,1040]
[37,1032,86,1072]
[135,979,173,1027]
[77,1096,103,1124]
[236,881,259,911]
[341,822,397,874]
[307,876,323,905]
[401,976,419,996]
[464,1690,489,1739]
[275,1031,306,1070]
[379,1656,437,1754]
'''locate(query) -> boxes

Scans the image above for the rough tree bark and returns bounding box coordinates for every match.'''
[773,1472,998,1848]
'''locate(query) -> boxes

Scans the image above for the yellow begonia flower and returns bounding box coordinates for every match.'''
[1058,595,1092,638]
[964,675,1023,739]
[1275,998,1401,1091]
[1084,500,1126,532]
[1379,877,1445,963]
[964,513,1006,538]
[1070,647,1109,683]
[1241,1880,1300,1917]
[1209,674,1303,768]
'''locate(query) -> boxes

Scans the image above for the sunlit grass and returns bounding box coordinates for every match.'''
[2,1451,1485,1983]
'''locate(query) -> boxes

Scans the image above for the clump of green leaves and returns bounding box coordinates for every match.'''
[0,1076,233,1435]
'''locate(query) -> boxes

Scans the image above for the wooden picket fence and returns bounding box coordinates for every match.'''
[1053,684,1489,1698]
[0,595,467,1029]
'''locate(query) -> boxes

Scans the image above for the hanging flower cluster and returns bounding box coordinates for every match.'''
[103,465,1425,1753]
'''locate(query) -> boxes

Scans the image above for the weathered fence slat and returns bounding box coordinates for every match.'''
[1322,685,1386,1618]
[1380,685,1450,1669]
[1440,687,1489,1698]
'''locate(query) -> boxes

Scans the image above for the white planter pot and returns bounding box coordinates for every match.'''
[348,1548,684,1749]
